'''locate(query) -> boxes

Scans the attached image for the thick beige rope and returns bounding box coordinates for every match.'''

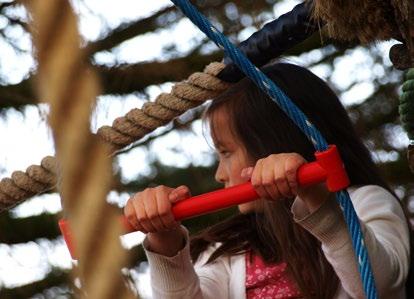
[0,60,227,211]
[23,0,144,298]
[98,63,228,151]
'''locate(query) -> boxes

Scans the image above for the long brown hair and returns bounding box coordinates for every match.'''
[190,62,395,298]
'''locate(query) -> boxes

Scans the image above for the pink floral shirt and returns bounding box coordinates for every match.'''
[245,252,302,299]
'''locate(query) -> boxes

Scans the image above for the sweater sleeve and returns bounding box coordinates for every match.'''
[143,226,230,299]
[291,185,410,299]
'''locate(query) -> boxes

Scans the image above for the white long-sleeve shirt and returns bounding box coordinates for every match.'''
[143,185,410,299]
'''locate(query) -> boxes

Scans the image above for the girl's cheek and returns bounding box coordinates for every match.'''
[223,162,236,186]
[225,164,234,185]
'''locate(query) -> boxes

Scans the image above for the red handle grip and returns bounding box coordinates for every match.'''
[152,144,348,222]
[60,145,349,258]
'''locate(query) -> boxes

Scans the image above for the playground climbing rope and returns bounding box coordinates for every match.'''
[0,62,229,211]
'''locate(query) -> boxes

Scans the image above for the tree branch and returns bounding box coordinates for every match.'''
[0,269,69,299]
[0,51,221,108]
[0,211,61,244]
[86,6,176,55]
[0,0,325,109]
[0,78,36,109]
[0,1,15,11]
[97,51,222,95]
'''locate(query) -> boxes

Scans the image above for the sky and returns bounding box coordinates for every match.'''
[0,0,408,298]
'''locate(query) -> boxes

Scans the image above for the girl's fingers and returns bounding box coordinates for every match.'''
[143,187,169,232]
[124,200,139,230]
[137,189,161,233]
[252,154,307,200]
[131,220,146,233]
[263,183,280,200]
[285,154,306,196]
[134,190,156,233]
[155,187,179,230]
[133,185,190,232]
[124,185,190,234]
[241,167,253,180]
[251,159,268,199]
[169,185,191,203]
[261,162,281,200]
[273,163,293,199]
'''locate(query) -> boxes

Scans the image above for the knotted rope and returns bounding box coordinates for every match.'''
[23,0,164,297]
[170,0,378,297]
[0,62,228,211]
[400,68,414,172]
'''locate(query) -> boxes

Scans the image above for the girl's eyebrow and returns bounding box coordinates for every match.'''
[210,133,221,147]
[213,142,223,150]
[214,140,223,147]
[213,139,227,149]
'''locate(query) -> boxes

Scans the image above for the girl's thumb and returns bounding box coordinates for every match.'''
[241,167,253,180]
[169,185,191,203]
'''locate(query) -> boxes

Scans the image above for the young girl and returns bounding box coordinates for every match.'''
[124,63,410,298]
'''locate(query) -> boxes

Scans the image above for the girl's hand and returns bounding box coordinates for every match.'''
[124,185,191,256]
[242,153,330,212]
[124,185,190,234]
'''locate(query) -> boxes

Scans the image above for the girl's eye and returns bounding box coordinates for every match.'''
[219,150,231,158]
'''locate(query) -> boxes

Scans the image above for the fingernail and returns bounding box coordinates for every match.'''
[179,187,188,195]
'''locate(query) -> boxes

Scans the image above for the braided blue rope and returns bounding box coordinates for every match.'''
[170,0,378,298]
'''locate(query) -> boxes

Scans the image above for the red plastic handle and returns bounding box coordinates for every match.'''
[59,145,349,258]
[167,144,348,221]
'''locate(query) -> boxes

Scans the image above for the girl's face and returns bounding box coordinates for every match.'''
[210,108,261,214]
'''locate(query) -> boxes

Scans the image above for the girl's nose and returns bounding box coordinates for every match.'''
[214,162,227,184]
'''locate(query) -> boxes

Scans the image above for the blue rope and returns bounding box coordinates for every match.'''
[170,0,378,298]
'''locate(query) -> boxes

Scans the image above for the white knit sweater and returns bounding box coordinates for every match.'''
[143,185,410,299]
